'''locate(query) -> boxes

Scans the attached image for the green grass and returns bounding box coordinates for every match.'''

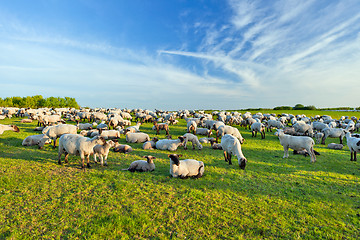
[0,111,360,239]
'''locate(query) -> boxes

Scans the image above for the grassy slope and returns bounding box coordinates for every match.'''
[0,110,359,239]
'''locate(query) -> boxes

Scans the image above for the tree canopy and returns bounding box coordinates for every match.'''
[0,95,79,108]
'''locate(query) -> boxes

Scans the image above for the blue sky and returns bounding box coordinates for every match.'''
[1,0,360,110]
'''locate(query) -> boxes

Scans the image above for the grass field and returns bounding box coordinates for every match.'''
[0,110,359,239]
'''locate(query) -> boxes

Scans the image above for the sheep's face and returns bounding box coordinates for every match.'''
[168,154,182,166]
[12,125,20,132]
[239,158,247,170]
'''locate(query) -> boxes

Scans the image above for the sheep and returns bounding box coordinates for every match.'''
[142,137,159,150]
[58,134,106,168]
[22,134,51,149]
[155,136,185,151]
[168,154,204,179]
[321,127,346,145]
[76,122,93,130]
[209,138,222,150]
[0,124,20,135]
[220,134,247,169]
[250,122,266,139]
[187,120,197,134]
[123,156,156,172]
[199,137,215,144]
[153,121,170,135]
[39,114,62,126]
[93,140,116,166]
[216,125,244,143]
[126,122,142,133]
[345,132,360,161]
[327,143,344,150]
[196,128,212,137]
[20,119,33,123]
[312,121,328,132]
[314,132,324,144]
[275,129,316,163]
[292,122,314,137]
[92,130,121,139]
[183,133,203,150]
[42,124,78,148]
[113,142,133,154]
[125,132,150,143]
[34,126,45,131]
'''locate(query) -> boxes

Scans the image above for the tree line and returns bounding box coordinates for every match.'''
[0,95,79,109]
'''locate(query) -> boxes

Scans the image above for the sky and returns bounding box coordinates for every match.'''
[0,0,360,110]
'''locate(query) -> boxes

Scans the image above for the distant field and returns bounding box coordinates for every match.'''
[0,110,359,239]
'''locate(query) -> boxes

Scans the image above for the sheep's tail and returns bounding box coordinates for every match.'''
[193,164,204,179]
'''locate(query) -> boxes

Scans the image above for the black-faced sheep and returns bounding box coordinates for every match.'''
[168,154,204,179]
[113,142,133,154]
[123,156,156,172]
[142,137,159,150]
[220,134,247,169]
[0,124,20,135]
[345,132,360,161]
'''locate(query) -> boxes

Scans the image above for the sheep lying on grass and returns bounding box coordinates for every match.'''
[93,140,116,166]
[209,138,222,150]
[345,132,360,161]
[327,143,343,150]
[183,133,203,150]
[0,124,20,135]
[126,132,150,143]
[113,142,133,154]
[275,129,316,163]
[199,137,215,144]
[220,134,247,169]
[58,134,106,168]
[156,136,185,151]
[142,137,159,150]
[123,156,156,172]
[196,128,212,137]
[22,134,52,149]
[168,154,204,179]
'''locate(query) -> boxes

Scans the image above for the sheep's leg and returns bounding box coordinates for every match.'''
[86,155,91,168]
[223,151,228,162]
[255,131,257,137]
[308,147,316,163]
[283,146,289,158]
[354,152,357,161]
[251,131,254,137]
[58,152,62,165]
[100,155,104,166]
[94,154,98,163]
[64,153,69,163]
[339,136,343,145]
[228,154,232,165]
[53,138,57,148]
[104,155,108,166]
[321,135,326,145]
[262,130,265,139]
[350,151,354,161]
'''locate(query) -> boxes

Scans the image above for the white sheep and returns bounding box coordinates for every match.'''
[77,122,92,130]
[293,122,314,137]
[22,134,51,149]
[345,132,360,161]
[93,140,116,166]
[123,156,156,172]
[183,133,203,150]
[91,130,121,139]
[155,136,185,151]
[220,134,247,169]
[216,125,244,143]
[42,124,77,148]
[142,137,159,150]
[321,127,346,145]
[314,132,324,144]
[113,142,133,154]
[168,154,204,179]
[196,128,212,137]
[0,124,20,135]
[125,122,142,133]
[187,120,197,134]
[275,129,316,163]
[125,132,150,143]
[199,137,215,144]
[250,122,266,139]
[58,134,106,168]
[327,143,343,150]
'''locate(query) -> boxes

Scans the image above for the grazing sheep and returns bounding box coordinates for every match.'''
[312,121,328,132]
[113,142,133,154]
[142,137,159,150]
[199,137,215,144]
[187,120,197,134]
[153,121,170,135]
[266,120,284,132]
[93,140,116,166]
[39,114,62,126]
[314,132,324,144]
[125,132,150,143]
[22,134,51,149]
[216,125,244,143]
[42,124,77,148]
[0,124,20,135]
[327,143,344,150]
[321,127,346,145]
[123,156,156,172]
[250,122,266,139]
[209,138,222,150]
[275,129,316,163]
[196,128,212,137]
[293,122,314,137]
[183,133,203,150]
[220,134,247,169]
[155,136,185,151]
[168,154,204,179]
[345,132,360,161]
[58,134,106,168]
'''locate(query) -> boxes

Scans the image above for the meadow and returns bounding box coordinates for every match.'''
[0,110,359,239]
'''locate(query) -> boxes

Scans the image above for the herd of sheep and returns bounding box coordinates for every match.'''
[1,107,360,178]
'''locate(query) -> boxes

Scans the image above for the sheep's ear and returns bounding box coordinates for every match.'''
[142,155,147,158]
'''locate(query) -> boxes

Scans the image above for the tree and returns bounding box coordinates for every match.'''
[293,104,305,110]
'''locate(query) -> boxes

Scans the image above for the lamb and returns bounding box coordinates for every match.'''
[22,134,51,149]
[275,129,316,163]
[113,142,133,154]
[293,122,314,137]
[155,136,185,151]
[168,154,204,179]
[126,122,142,133]
[42,124,78,148]
[327,143,344,150]
[183,133,203,150]
[199,137,215,144]
[345,132,360,161]
[142,137,159,150]
[320,127,346,145]
[216,125,245,143]
[196,128,212,137]
[153,121,170,135]
[123,156,156,172]
[125,132,150,143]
[93,140,116,166]
[220,134,247,169]
[209,138,222,150]
[58,134,106,168]
[0,124,20,135]
[187,120,197,134]
[250,122,266,139]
